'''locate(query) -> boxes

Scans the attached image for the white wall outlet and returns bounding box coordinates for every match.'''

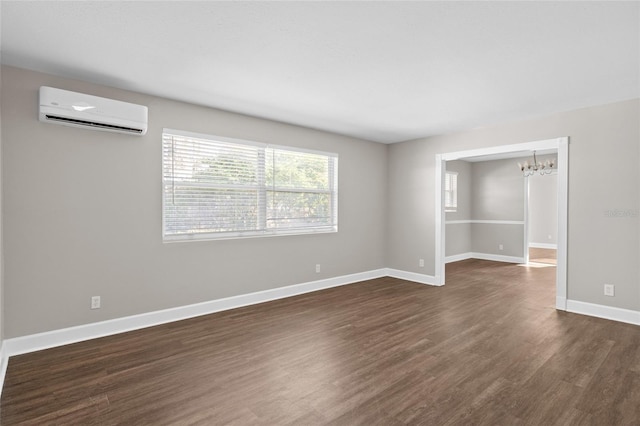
[548,234,552,240]
[604,284,615,297]
[315,264,321,273]
[499,244,504,251]
[419,259,424,267]
[91,296,101,309]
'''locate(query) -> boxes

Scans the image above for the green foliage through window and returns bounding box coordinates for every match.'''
[162,130,338,240]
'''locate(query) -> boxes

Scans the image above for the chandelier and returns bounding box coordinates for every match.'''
[518,151,555,177]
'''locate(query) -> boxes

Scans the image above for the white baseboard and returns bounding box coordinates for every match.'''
[445,252,524,264]
[556,296,567,310]
[529,242,558,249]
[0,342,7,397]
[470,252,525,264]
[385,268,440,286]
[566,300,640,326]
[445,253,473,263]
[4,269,388,357]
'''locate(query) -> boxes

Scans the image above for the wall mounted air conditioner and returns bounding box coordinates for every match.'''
[39,86,148,135]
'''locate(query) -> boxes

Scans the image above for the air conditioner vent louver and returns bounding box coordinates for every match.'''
[44,115,144,134]
[39,86,148,136]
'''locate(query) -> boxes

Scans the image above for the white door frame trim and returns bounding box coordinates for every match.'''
[435,137,569,310]
[524,176,530,264]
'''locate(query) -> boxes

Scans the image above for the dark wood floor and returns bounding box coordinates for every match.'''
[2,257,639,425]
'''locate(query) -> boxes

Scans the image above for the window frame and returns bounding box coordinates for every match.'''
[444,171,458,213]
[162,129,338,242]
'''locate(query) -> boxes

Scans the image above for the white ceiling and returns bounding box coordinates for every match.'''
[1,1,638,143]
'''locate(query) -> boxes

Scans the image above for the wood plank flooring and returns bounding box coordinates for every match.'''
[2,258,639,425]
[529,247,557,265]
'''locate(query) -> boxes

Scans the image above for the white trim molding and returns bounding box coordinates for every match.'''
[473,253,526,264]
[445,220,524,225]
[0,342,7,397]
[435,154,445,286]
[469,253,524,264]
[529,242,558,249]
[523,176,530,264]
[3,269,388,357]
[385,268,440,286]
[440,138,566,162]
[445,253,474,263]
[445,252,524,264]
[566,300,640,326]
[555,138,569,309]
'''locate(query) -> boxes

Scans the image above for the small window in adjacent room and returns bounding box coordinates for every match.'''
[444,171,458,212]
[162,129,338,241]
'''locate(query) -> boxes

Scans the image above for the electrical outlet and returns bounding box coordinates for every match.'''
[499,244,504,251]
[604,284,615,297]
[548,234,552,240]
[419,259,424,268]
[315,264,321,273]
[91,296,101,309]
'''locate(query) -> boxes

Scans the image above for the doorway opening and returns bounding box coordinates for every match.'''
[435,137,568,311]
[527,170,558,267]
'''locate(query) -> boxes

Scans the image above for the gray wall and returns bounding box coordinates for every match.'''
[469,157,526,258]
[529,173,558,245]
[2,66,388,338]
[471,158,525,221]
[471,224,523,257]
[2,64,639,338]
[388,99,640,311]
[445,160,471,256]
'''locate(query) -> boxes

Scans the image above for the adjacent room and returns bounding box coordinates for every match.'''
[0,1,638,424]
[443,150,559,271]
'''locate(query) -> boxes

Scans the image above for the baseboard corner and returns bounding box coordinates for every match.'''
[385,268,441,286]
[445,252,473,263]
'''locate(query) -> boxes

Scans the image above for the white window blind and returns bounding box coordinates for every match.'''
[162,130,338,241]
[445,171,458,212]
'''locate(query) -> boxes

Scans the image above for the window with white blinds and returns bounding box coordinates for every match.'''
[444,171,458,212]
[162,129,338,241]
